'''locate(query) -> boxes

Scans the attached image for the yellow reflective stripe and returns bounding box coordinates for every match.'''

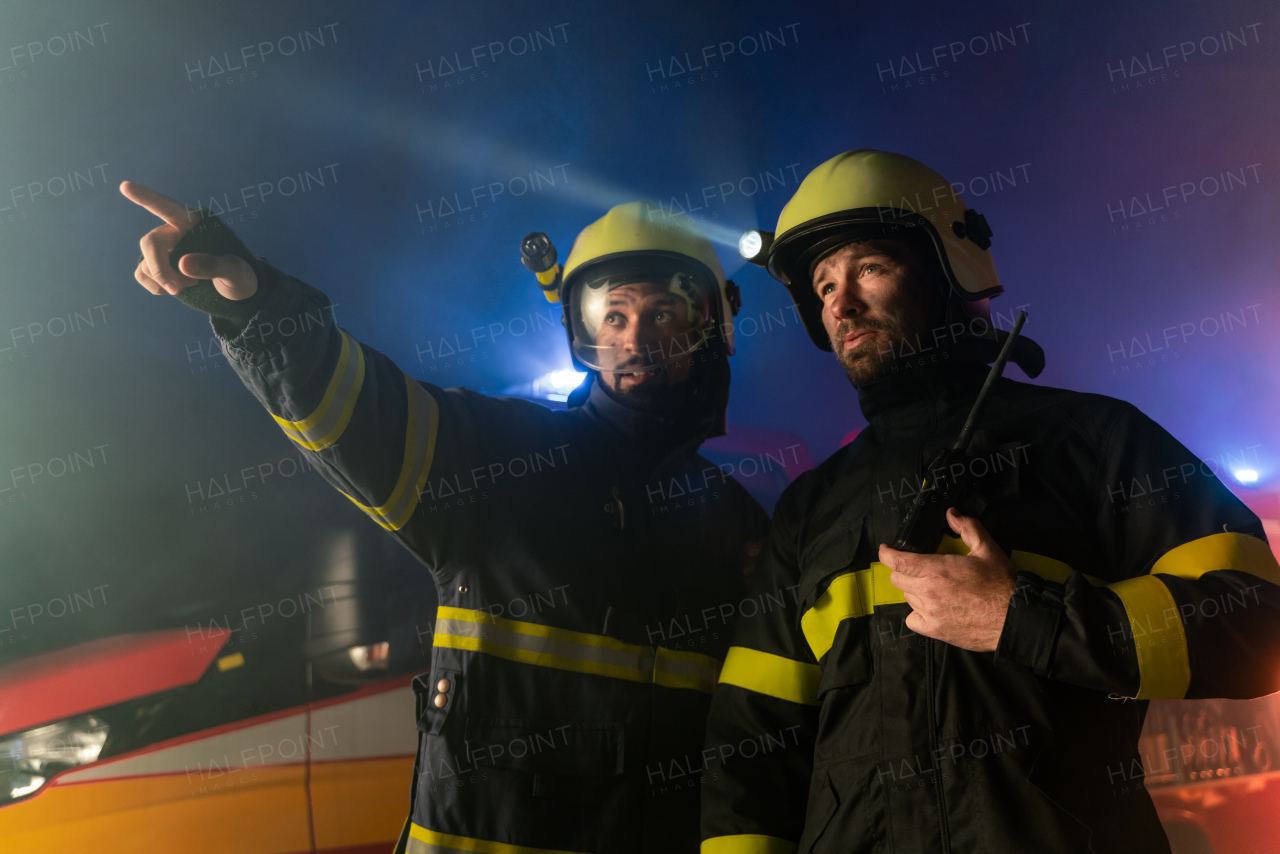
[438,606,644,652]
[701,834,798,854]
[432,631,640,682]
[800,572,866,662]
[719,646,821,705]
[1103,532,1280,700]
[1010,550,1071,584]
[795,531,1275,698]
[273,329,366,451]
[434,616,649,683]
[654,646,721,693]
[433,607,718,693]
[801,561,908,661]
[341,376,439,531]
[869,561,905,605]
[800,541,1105,661]
[1152,531,1280,585]
[952,535,1105,586]
[1109,574,1189,699]
[407,824,587,854]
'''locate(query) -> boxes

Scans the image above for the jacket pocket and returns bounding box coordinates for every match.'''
[813,619,878,764]
[1019,744,1100,852]
[816,617,875,695]
[800,753,893,854]
[797,520,870,666]
[798,520,866,605]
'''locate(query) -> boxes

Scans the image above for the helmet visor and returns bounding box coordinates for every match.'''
[567,256,717,374]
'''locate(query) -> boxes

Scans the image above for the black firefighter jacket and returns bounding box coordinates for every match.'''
[700,341,1280,854]
[180,224,768,854]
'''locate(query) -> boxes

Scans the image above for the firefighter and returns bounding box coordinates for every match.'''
[700,150,1280,854]
[122,183,767,854]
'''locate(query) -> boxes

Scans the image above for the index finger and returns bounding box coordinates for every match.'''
[119,181,199,230]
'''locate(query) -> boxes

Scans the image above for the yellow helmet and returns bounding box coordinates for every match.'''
[741,149,1002,350]
[550,202,741,372]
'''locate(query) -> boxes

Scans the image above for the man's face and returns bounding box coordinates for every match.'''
[594,280,698,406]
[812,238,938,386]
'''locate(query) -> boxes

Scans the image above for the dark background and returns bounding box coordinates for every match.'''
[0,0,1276,661]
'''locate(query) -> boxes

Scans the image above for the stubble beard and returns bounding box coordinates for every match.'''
[833,315,911,387]
[600,362,693,414]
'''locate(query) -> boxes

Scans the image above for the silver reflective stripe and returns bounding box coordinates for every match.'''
[654,648,720,692]
[434,617,654,677]
[431,608,720,693]
[341,376,440,531]
[274,329,365,451]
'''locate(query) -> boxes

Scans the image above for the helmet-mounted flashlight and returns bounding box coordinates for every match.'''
[738,229,774,266]
[521,232,556,273]
[521,232,562,304]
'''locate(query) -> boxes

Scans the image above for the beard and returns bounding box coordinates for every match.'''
[832,315,915,386]
[599,359,697,415]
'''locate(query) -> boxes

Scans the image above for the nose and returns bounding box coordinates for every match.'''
[606,316,659,368]
[630,316,671,364]
[617,319,645,355]
[827,272,865,321]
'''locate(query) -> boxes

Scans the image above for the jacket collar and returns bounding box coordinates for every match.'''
[579,377,713,471]
[855,339,992,434]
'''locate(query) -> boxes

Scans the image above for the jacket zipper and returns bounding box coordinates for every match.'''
[913,439,953,852]
[926,640,952,851]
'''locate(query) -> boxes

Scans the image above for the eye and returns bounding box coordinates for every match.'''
[818,282,836,297]
[861,263,883,276]
[653,310,673,323]
[604,311,625,326]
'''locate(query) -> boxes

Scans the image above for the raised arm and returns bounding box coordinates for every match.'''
[123,182,531,562]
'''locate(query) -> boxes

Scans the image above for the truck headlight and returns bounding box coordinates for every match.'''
[347,641,390,672]
[0,715,109,805]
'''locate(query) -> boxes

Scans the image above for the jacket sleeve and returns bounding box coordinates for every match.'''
[995,401,1280,700]
[170,217,541,569]
[701,483,820,854]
